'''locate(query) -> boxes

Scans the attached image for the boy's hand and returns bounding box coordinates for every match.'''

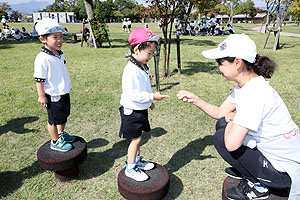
[38,96,48,108]
[150,102,155,110]
[153,92,169,102]
[177,90,198,104]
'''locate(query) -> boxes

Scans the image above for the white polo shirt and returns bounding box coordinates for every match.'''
[227,76,300,199]
[34,47,71,96]
[120,56,153,111]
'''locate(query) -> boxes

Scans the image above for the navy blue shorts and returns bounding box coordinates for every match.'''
[119,106,151,139]
[46,93,70,125]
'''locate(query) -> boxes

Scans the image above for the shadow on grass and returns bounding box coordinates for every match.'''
[180,39,218,46]
[0,161,45,198]
[163,174,183,200]
[162,135,214,199]
[101,38,129,48]
[79,127,167,180]
[65,38,129,48]
[164,135,214,175]
[0,116,39,136]
[181,61,220,76]
[0,38,41,49]
[155,82,180,92]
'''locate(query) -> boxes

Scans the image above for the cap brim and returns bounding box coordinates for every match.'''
[148,35,160,43]
[202,48,221,60]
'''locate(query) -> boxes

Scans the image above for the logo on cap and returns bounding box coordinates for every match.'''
[148,29,155,38]
[219,42,226,51]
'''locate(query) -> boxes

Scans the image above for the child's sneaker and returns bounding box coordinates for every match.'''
[225,167,243,180]
[50,137,72,152]
[225,179,269,200]
[125,166,148,182]
[59,131,75,143]
[136,157,154,171]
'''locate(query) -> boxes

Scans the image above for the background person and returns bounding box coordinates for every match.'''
[177,34,300,200]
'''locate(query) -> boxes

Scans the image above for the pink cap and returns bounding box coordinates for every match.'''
[128,27,160,45]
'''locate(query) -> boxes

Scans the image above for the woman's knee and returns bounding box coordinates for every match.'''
[216,117,227,131]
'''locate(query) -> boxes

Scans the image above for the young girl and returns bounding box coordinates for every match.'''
[177,34,300,200]
[119,27,169,181]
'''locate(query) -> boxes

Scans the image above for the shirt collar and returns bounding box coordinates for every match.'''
[41,46,63,57]
[129,55,149,73]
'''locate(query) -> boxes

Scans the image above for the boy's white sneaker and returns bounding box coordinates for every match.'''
[136,158,154,171]
[125,167,148,182]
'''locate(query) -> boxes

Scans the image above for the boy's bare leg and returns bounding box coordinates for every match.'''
[57,123,66,134]
[127,136,142,164]
[48,123,59,140]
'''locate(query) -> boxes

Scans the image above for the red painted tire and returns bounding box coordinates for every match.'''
[118,164,170,200]
[222,176,289,200]
[37,136,87,172]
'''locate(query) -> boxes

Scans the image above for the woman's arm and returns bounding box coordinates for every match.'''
[177,90,236,119]
[224,122,249,152]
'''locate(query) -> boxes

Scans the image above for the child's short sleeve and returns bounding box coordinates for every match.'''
[34,53,48,81]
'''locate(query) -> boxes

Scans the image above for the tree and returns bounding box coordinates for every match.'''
[94,0,116,22]
[288,0,300,25]
[220,0,241,24]
[148,0,184,77]
[42,0,87,20]
[84,0,97,47]
[263,0,277,33]
[236,0,257,22]
[0,2,11,18]
[10,10,22,22]
[195,0,220,18]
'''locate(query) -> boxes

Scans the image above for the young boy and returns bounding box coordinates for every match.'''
[34,18,75,152]
[119,27,169,181]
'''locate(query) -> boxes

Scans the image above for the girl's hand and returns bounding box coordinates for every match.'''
[177,90,198,104]
[153,92,169,102]
[38,96,48,108]
[150,102,155,110]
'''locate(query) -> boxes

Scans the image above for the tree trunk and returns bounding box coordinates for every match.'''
[273,0,282,50]
[167,20,174,77]
[162,20,168,77]
[84,0,95,48]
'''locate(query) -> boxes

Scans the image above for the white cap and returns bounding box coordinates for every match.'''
[202,34,257,63]
[35,18,65,36]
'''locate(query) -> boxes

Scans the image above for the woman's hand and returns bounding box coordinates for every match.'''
[225,112,236,123]
[177,90,199,104]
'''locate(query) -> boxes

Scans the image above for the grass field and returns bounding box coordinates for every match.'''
[0,22,300,200]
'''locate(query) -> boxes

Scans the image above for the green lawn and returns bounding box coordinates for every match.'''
[282,24,300,34]
[1,22,300,199]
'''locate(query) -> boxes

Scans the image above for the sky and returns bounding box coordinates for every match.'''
[0,0,267,14]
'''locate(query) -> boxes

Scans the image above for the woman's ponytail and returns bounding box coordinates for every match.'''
[252,54,277,78]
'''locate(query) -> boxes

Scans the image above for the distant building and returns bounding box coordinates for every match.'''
[32,12,76,23]
[214,12,267,24]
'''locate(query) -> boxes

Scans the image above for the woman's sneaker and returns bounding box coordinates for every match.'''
[136,157,154,171]
[225,167,243,179]
[50,137,72,152]
[225,179,269,200]
[59,131,75,143]
[125,166,148,182]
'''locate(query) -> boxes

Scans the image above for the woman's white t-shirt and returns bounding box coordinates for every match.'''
[227,76,300,199]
